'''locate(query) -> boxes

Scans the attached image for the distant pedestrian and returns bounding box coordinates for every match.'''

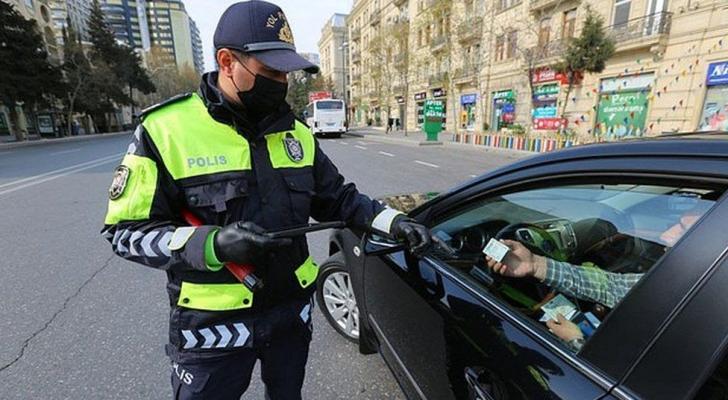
[386,117,393,133]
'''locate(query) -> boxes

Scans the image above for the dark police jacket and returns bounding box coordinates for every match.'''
[101,72,393,358]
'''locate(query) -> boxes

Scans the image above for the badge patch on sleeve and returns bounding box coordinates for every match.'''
[283,133,304,163]
[109,165,131,200]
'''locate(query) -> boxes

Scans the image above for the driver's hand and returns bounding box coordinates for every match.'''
[546,313,583,342]
[484,239,547,280]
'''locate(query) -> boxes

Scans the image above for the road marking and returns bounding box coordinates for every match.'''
[470,174,478,178]
[414,160,440,168]
[340,142,349,145]
[355,145,368,150]
[357,141,371,145]
[0,153,123,196]
[378,151,395,157]
[50,148,81,155]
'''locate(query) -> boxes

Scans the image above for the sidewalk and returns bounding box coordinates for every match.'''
[0,131,132,150]
[345,126,535,156]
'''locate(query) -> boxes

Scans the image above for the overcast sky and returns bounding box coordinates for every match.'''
[184,0,354,72]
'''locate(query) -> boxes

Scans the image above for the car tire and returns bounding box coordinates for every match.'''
[316,252,359,343]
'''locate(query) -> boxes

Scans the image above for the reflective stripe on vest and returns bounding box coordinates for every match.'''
[104,153,158,225]
[177,282,254,311]
[142,93,252,180]
[177,256,318,311]
[265,121,316,169]
[294,256,319,289]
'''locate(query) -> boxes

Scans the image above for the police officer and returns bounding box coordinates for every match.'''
[101,1,431,399]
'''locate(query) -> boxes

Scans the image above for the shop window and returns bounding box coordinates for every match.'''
[613,0,631,28]
[563,9,576,38]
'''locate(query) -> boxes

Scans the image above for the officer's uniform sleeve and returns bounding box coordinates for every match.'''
[310,140,404,234]
[100,125,217,272]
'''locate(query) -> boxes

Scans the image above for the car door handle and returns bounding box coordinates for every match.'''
[465,367,496,400]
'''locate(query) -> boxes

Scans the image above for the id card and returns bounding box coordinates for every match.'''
[483,238,510,263]
[539,294,578,322]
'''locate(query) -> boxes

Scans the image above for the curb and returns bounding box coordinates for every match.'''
[0,131,132,150]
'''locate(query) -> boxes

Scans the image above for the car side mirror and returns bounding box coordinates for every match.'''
[363,233,406,256]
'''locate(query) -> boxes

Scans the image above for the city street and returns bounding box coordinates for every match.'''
[0,133,527,399]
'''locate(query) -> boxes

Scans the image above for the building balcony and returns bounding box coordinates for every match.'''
[457,17,483,43]
[351,52,361,64]
[453,65,478,84]
[351,72,361,82]
[369,9,381,26]
[608,12,672,54]
[393,0,407,7]
[350,28,361,41]
[529,39,568,64]
[530,0,580,14]
[367,89,379,98]
[430,35,447,53]
[428,71,448,86]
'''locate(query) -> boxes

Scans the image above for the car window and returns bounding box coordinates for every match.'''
[430,181,723,353]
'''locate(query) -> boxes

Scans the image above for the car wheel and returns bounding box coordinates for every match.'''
[316,252,359,343]
[333,133,342,138]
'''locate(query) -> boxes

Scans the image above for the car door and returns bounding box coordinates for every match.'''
[361,172,726,399]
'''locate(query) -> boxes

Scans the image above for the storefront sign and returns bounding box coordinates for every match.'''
[533,117,567,130]
[596,91,649,137]
[533,84,559,102]
[532,67,566,84]
[600,73,654,93]
[493,90,514,100]
[460,93,477,105]
[532,105,558,119]
[432,88,447,98]
[414,92,427,101]
[706,61,728,86]
[37,114,54,134]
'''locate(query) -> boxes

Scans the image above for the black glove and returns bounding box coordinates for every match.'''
[213,221,292,265]
[391,216,432,256]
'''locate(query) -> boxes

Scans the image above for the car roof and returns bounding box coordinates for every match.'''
[496,134,728,175]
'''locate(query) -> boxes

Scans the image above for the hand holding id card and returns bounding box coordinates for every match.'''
[483,238,510,263]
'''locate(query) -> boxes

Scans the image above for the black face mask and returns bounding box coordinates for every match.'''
[231,56,288,118]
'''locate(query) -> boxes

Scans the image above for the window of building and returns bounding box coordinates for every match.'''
[495,34,505,61]
[506,31,517,59]
[430,182,721,353]
[614,0,631,27]
[25,0,33,9]
[539,18,551,47]
[563,9,577,38]
[498,0,520,11]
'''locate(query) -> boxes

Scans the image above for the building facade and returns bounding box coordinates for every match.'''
[100,0,151,51]
[49,0,92,47]
[146,0,203,74]
[5,0,60,61]
[318,13,349,101]
[337,0,728,141]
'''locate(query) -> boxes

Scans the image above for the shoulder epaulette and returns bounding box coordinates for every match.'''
[140,93,193,120]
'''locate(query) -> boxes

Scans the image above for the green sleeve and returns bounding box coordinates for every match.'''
[204,230,224,271]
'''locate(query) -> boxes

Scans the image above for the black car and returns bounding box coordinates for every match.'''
[316,134,728,400]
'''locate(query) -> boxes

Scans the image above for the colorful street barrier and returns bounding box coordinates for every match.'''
[450,132,579,153]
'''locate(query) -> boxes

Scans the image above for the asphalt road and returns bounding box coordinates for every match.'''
[0,133,527,399]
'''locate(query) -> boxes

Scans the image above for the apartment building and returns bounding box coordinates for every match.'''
[5,0,60,61]
[338,0,728,139]
[318,13,349,100]
[147,0,204,74]
[49,0,93,47]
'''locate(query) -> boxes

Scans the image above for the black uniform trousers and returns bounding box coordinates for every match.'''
[170,298,313,400]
